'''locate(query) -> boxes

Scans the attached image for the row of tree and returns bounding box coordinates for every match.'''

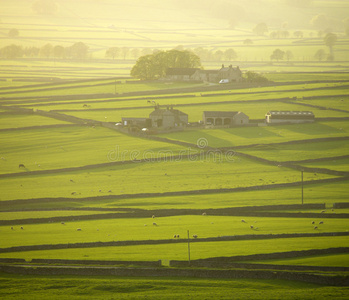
[0,42,89,59]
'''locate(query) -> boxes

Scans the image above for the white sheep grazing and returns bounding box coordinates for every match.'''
[152,215,155,219]
[202,212,206,216]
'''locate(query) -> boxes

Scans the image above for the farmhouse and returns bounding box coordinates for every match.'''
[166,65,242,83]
[203,111,249,126]
[149,106,188,128]
[265,111,315,124]
[165,68,200,81]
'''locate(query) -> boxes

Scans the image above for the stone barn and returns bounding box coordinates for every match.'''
[203,111,249,126]
[122,117,152,128]
[149,107,188,128]
[265,111,315,124]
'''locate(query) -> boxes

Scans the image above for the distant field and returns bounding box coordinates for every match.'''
[0,236,347,262]
[0,114,70,129]
[300,157,349,172]
[160,121,349,148]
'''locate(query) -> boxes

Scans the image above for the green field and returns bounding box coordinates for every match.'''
[0,0,348,298]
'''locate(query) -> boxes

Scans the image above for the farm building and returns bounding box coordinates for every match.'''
[166,65,242,83]
[265,111,315,124]
[203,111,249,126]
[165,68,200,81]
[149,106,188,128]
[122,117,152,128]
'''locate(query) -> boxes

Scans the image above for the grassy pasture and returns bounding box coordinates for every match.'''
[297,96,349,111]
[0,236,347,262]
[0,215,347,248]
[0,114,70,129]
[300,157,349,172]
[1,274,347,300]
[0,126,185,175]
[254,253,349,267]
[164,121,349,148]
[0,157,332,201]
[240,139,349,162]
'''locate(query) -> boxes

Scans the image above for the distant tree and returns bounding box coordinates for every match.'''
[228,18,239,29]
[270,49,285,61]
[130,48,140,59]
[244,71,268,83]
[253,23,268,36]
[0,44,23,59]
[68,42,89,59]
[324,33,337,60]
[8,28,19,38]
[294,31,304,38]
[53,45,65,59]
[24,46,40,57]
[40,43,53,58]
[243,39,253,45]
[224,49,237,61]
[32,0,58,15]
[121,47,129,60]
[214,50,224,61]
[310,14,330,31]
[270,31,279,39]
[131,49,201,80]
[285,50,294,61]
[105,47,120,60]
[174,45,184,51]
[314,49,326,61]
[281,31,290,39]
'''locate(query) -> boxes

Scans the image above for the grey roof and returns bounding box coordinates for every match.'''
[150,108,187,117]
[203,111,239,118]
[266,111,314,118]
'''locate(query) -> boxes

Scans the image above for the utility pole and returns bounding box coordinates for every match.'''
[187,230,191,266]
[301,170,304,205]
[114,79,116,95]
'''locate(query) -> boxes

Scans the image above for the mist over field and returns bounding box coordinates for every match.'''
[0,1,348,299]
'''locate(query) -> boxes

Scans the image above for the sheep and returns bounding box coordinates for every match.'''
[18,164,25,168]
[20,227,23,230]
[61,222,65,225]
[77,228,82,231]
[11,227,13,230]
[70,179,74,183]
[321,210,326,213]
[311,221,315,224]
[1,157,6,160]
[314,226,318,230]
[71,192,76,195]
[202,212,206,216]
[319,221,324,224]
[241,219,246,223]
[250,225,254,229]
[152,215,155,219]
[192,234,198,239]
[152,222,157,226]
[108,190,112,193]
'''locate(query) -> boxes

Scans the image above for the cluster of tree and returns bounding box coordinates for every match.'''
[105,46,239,62]
[244,71,268,83]
[0,42,89,60]
[130,50,201,80]
[269,32,338,62]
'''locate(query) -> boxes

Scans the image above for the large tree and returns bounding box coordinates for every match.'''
[253,23,268,36]
[67,42,89,59]
[270,49,285,62]
[32,0,58,15]
[131,50,201,80]
[324,33,337,60]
